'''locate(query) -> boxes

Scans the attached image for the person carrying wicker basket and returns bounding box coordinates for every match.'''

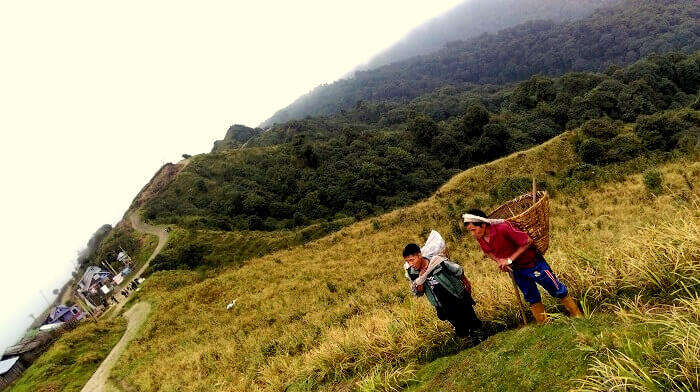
[462,208,582,323]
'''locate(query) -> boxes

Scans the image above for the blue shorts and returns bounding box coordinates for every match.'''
[513,255,568,304]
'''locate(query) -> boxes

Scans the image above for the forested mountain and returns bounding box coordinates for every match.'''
[148,52,699,235]
[359,0,614,71]
[261,0,698,127]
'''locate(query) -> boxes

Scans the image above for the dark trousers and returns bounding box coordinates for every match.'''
[436,293,482,337]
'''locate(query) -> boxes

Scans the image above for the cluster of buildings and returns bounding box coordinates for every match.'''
[0,304,85,389]
[1,250,135,389]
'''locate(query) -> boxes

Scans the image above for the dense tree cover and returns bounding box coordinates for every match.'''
[360,0,612,70]
[146,52,698,231]
[262,0,698,126]
[573,109,699,165]
[91,225,140,266]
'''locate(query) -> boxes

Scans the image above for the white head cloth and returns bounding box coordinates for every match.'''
[461,213,505,225]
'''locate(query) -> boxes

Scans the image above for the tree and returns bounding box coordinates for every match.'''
[459,104,490,140]
[408,114,438,145]
[509,75,556,110]
[634,112,686,151]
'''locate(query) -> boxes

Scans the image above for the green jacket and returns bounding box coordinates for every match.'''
[405,258,466,309]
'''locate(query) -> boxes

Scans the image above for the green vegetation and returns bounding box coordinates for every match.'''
[406,296,700,392]
[148,218,353,273]
[7,319,126,392]
[91,224,157,274]
[145,52,698,236]
[643,169,664,194]
[105,130,698,390]
[94,224,157,278]
[579,296,700,392]
[404,317,637,392]
[211,124,264,152]
[22,129,698,391]
[264,0,698,125]
[24,3,700,388]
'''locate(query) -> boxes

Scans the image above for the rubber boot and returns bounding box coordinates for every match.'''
[530,302,547,324]
[561,295,583,318]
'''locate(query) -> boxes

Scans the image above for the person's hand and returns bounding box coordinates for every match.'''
[411,281,424,293]
[496,258,512,272]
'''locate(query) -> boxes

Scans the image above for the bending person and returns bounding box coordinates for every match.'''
[462,209,582,323]
[403,243,482,337]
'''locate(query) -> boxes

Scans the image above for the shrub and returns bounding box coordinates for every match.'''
[573,117,626,164]
[579,117,622,140]
[577,138,605,164]
[642,169,663,194]
[606,132,642,162]
[635,112,683,150]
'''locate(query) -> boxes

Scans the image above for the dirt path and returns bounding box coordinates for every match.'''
[105,212,168,317]
[128,210,169,279]
[80,213,168,390]
[80,302,151,392]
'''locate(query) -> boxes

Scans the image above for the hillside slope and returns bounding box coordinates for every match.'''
[262,0,698,126]
[11,122,698,391]
[152,52,698,241]
[104,131,698,391]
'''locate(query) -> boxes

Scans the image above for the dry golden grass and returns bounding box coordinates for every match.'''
[107,133,699,391]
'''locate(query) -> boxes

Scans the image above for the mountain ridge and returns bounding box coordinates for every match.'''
[261,0,698,127]
[357,0,615,71]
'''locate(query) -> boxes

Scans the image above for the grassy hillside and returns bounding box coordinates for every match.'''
[98,224,158,276]
[147,218,353,274]
[103,131,698,391]
[7,319,126,392]
[407,296,698,392]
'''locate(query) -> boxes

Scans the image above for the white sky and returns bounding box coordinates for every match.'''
[0,0,466,351]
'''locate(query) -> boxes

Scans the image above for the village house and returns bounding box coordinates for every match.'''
[77,266,111,294]
[42,305,84,326]
[76,266,112,309]
[0,357,24,390]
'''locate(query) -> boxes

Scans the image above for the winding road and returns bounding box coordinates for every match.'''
[79,211,168,392]
[106,212,169,316]
[128,211,169,279]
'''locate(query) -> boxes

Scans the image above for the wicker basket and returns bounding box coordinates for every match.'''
[489,191,550,254]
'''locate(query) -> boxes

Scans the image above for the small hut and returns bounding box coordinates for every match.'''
[0,357,25,389]
[42,305,84,326]
[2,333,54,365]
